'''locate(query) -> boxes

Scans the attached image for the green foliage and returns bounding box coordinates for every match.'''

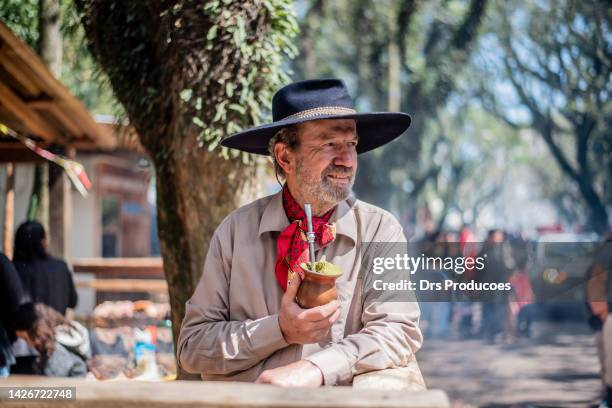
[0,0,38,48]
[293,0,490,219]
[76,0,298,164]
[475,0,611,231]
[196,0,298,162]
[0,0,121,116]
[293,0,609,231]
[60,0,121,116]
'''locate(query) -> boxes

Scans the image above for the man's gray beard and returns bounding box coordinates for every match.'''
[295,161,354,207]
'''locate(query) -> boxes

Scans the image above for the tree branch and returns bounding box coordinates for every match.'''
[450,0,488,51]
[396,0,419,73]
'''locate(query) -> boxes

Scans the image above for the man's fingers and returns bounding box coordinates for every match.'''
[256,370,275,384]
[283,274,301,302]
[306,308,342,331]
[328,307,341,324]
[299,300,340,321]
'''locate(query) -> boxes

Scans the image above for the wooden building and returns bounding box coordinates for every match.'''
[0,21,162,313]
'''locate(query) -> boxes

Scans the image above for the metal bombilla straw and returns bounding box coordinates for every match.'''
[304,204,316,268]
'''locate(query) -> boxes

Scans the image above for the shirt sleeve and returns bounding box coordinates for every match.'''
[1,254,35,331]
[66,263,78,309]
[176,222,289,376]
[304,223,423,385]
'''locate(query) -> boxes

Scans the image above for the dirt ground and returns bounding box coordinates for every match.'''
[417,321,602,408]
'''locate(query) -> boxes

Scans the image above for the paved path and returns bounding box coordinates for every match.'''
[417,322,602,407]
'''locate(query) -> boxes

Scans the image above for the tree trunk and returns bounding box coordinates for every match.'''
[149,132,258,380]
[74,0,295,380]
[536,119,609,234]
[27,164,49,230]
[29,0,62,229]
[577,176,609,234]
[38,0,62,76]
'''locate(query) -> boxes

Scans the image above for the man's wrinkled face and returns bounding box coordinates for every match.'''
[287,119,358,206]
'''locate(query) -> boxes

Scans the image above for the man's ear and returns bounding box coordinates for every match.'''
[274,143,294,175]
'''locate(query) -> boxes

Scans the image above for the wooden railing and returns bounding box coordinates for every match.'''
[0,376,449,408]
[75,278,167,294]
[72,257,164,279]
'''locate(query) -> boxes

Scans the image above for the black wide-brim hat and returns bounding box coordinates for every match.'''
[221,78,411,155]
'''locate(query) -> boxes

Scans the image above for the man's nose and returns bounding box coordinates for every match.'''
[333,145,357,168]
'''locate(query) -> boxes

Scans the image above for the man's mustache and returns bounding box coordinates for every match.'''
[322,165,354,178]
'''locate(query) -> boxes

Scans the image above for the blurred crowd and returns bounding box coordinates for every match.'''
[416,225,612,407]
[417,226,535,343]
[0,220,174,381]
[0,221,82,378]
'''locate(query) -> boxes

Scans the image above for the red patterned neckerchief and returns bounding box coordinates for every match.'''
[274,184,337,291]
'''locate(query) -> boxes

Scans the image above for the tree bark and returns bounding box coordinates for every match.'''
[149,132,257,380]
[29,0,62,229]
[38,0,62,77]
[27,164,49,230]
[75,0,294,379]
[298,0,324,78]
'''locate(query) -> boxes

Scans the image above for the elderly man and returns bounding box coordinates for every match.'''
[177,79,422,386]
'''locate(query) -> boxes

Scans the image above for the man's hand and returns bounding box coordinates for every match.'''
[256,360,323,387]
[278,275,341,344]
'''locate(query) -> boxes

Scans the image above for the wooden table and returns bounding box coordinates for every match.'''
[0,375,449,408]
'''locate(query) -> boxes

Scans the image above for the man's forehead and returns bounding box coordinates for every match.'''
[299,119,357,139]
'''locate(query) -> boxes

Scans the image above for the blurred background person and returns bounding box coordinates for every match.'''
[15,303,89,377]
[0,252,36,377]
[419,230,454,339]
[508,256,535,339]
[477,229,511,344]
[587,234,612,408]
[456,225,477,338]
[12,221,78,315]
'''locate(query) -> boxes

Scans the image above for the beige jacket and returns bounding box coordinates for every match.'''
[177,190,422,385]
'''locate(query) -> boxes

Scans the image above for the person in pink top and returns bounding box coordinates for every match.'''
[508,258,534,338]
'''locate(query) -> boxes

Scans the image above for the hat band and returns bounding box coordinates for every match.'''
[282,106,357,121]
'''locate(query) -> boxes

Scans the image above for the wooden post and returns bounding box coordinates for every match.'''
[48,146,72,258]
[3,162,15,257]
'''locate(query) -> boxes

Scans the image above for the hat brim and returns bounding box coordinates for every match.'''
[220,112,411,155]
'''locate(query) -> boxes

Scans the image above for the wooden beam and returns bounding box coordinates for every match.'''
[0,79,57,141]
[0,147,45,163]
[72,257,164,279]
[38,102,84,136]
[0,43,41,96]
[0,139,46,163]
[26,98,55,109]
[75,278,168,294]
[2,162,14,257]
[0,22,115,149]
[26,98,84,138]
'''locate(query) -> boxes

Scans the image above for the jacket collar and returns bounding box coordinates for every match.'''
[258,188,357,244]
